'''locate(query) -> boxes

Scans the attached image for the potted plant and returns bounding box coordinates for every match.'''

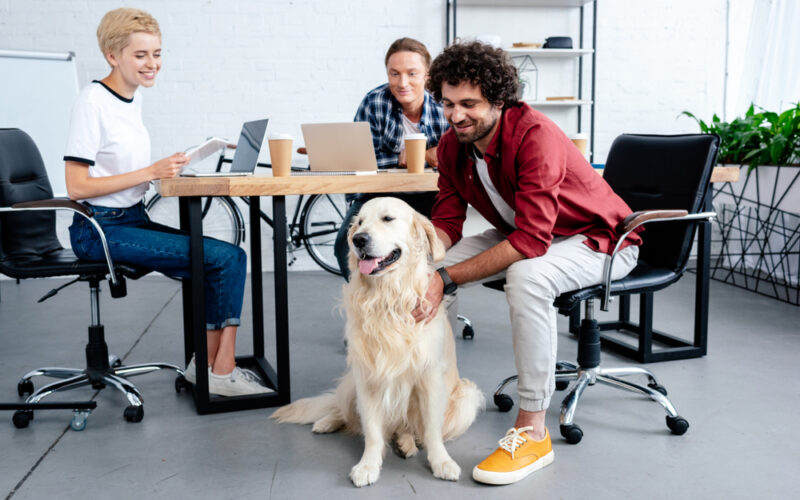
[681,103,800,305]
[681,103,800,171]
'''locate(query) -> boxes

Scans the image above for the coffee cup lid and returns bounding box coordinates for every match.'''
[269,133,293,140]
[404,133,426,140]
[569,133,588,140]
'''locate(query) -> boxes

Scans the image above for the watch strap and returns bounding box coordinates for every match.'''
[436,267,457,295]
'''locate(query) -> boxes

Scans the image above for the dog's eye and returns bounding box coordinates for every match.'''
[382,216,394,222]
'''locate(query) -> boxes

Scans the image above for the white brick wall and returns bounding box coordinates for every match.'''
[1,0,728,273]
[0,0,445,161]
[594,0,727,161]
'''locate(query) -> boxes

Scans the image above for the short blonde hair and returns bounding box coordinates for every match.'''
[96,8,161,58]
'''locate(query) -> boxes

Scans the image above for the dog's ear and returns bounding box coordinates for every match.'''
[413,211,445,262]
[346,215,360,274]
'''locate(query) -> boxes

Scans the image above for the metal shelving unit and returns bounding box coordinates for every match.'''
[445,0,597,161]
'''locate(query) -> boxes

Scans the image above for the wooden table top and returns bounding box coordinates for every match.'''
[156,171,439,197]
[156,167,739,197]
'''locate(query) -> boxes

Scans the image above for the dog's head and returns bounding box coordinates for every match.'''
[348,197,444,277]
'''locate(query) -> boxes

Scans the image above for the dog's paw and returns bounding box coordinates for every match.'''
[430,458,461,481]
[350,461,381,487]
[311,414,342,434]
[395,433,419,458]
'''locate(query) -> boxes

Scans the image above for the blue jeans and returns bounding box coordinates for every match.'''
[69,201,247,330]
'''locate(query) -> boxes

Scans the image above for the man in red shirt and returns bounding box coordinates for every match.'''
[414,41,641,485]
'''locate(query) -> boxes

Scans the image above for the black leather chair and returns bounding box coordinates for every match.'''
[490,133,720,444]
[0,128,187,430]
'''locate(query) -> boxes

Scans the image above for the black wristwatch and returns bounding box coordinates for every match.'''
[436,267,458,295]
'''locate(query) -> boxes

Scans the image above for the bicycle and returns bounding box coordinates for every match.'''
[145,153,347,276]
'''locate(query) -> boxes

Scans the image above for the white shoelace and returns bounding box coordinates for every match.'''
[233,367,264,384]
[498,426,534,459]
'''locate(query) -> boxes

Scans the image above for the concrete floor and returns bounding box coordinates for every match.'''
[0,271,798,500]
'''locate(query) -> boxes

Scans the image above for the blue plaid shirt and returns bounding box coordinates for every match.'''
[354,83,449,168]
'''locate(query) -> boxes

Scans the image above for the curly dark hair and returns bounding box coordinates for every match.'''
[427,41,519,108]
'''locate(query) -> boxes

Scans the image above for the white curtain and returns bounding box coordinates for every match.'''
[734,0,800,113]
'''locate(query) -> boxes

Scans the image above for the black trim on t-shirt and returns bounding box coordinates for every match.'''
[64,156,95,166]
[92,80,134,103]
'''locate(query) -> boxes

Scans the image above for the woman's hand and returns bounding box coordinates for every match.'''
[149,152,190,180]
[398,149,407,167]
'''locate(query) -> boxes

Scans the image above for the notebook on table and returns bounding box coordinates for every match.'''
[181,118,269,177]
[295,122,382,176]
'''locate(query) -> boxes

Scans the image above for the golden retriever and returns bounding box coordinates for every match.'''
[272,197,484,487]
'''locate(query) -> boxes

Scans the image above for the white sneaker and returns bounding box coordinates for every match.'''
[183,356,210,385]
[208,367,274,397]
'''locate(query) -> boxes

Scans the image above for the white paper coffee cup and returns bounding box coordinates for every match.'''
[268,134,293,177]
[404,133,427,173]
[569,133,588,158]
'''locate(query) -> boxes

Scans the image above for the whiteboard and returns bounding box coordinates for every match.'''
[0,49,80,197]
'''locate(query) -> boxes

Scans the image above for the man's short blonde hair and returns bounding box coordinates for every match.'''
[96,8,161,57]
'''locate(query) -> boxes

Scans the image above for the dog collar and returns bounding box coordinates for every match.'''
[436,267,458,295]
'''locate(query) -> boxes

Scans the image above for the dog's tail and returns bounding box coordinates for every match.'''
[271,392,338,425]
[443,378,486,441]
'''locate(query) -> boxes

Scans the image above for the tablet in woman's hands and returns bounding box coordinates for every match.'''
[184,137,230,164]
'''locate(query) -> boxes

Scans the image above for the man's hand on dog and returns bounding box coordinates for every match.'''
[413,271,444,323]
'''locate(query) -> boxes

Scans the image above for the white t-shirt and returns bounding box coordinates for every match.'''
[64,81,151,208]
[399,114,420,153]
[474,151,516,228]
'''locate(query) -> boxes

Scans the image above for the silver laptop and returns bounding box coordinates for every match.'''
[297,122,379,175]
[181,118,269,177]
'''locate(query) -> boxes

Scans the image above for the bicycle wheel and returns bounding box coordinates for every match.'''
[145,194,245,246]
[301,193,347,276]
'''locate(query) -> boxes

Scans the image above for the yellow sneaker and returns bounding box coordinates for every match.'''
[472,426,554,485]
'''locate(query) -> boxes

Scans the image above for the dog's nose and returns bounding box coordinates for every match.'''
[352,232,370,249]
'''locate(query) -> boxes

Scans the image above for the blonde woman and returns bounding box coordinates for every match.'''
[64,8,269,396]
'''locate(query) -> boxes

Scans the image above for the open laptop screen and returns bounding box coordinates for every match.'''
[230,119,269,173]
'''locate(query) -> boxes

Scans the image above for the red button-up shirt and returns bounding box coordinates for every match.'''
[432,103,641,258]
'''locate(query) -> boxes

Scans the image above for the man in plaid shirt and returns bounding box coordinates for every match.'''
[355,82,449,168]
[334,37,449,279]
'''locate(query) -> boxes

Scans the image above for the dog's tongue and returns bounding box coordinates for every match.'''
[358,258,380,275]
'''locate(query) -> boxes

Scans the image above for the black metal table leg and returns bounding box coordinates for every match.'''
[272,195,291,404]
[179,194,287,414]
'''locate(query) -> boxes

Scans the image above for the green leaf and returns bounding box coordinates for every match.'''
[770,135,788,164]
[682,101,800,168]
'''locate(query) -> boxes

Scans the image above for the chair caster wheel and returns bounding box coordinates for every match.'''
[124,405,144,423]
[175,375,191,393]
[13,410,33,429]
[462,325,474,340]
[666,415,689,435]
[18,380,34,397]
[555,380,570,391]
[494,393,514,413]
[649,383,667,396]
[70,411,90,431]
[560,424,583,444]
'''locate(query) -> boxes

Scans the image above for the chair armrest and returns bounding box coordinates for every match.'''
[600,210,717,311]
[12,198,91,217]
[0,198,120,286]
[620,210,687,233]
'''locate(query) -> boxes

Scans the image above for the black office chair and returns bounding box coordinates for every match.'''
[0,128,186,431]
[490,133,720,444]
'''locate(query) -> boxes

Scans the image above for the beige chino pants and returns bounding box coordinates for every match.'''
[442,229,638,412]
